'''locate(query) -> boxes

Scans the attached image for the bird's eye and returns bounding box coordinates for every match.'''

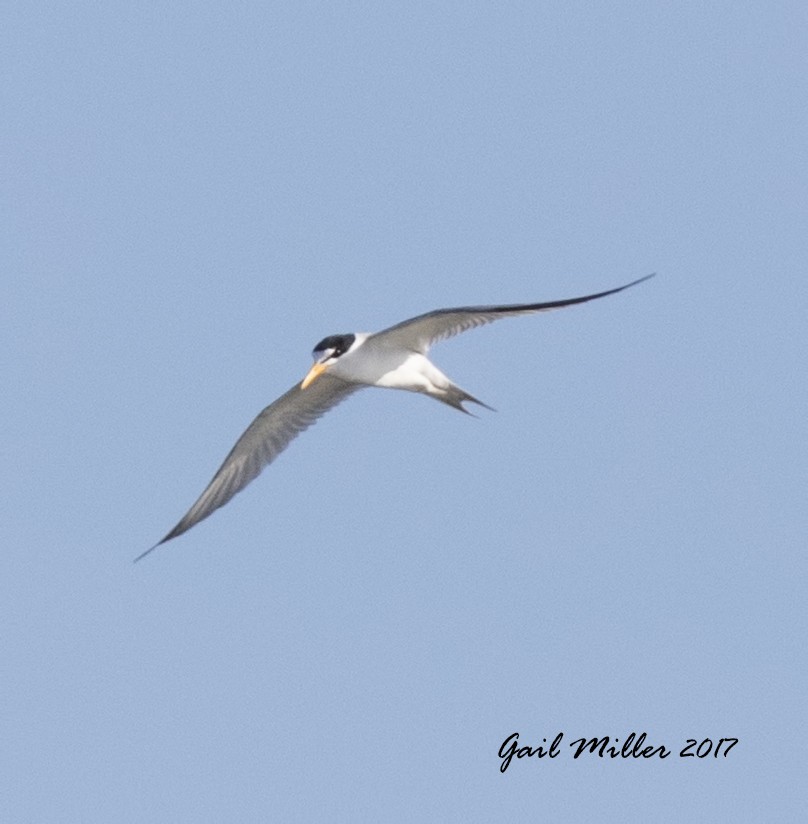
[311,333,355,362]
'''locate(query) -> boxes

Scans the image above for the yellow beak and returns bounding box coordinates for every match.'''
[301,362,328,389]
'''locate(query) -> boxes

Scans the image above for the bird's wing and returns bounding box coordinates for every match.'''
[137,374,361,560]
[372,274,654,353]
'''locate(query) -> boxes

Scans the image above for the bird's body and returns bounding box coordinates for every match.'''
[328,335,485,408]
[137,274,653,561]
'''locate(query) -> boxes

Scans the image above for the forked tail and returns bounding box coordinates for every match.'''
[436,382,496,415]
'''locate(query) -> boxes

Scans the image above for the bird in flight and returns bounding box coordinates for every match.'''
[137,274,653,561]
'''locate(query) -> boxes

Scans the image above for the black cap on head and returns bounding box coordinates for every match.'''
[312,333,355,361]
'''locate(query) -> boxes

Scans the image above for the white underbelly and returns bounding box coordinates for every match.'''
[332,346,448,393]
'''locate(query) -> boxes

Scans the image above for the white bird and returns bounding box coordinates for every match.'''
[137,274,653,560]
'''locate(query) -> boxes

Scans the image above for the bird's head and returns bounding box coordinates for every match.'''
[301,333,357,388]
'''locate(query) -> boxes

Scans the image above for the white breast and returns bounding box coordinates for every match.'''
[330,337,451,395]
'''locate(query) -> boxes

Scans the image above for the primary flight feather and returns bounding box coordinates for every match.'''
[137,274,653,561]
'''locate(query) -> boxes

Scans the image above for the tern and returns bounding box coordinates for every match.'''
[137,274,653,561]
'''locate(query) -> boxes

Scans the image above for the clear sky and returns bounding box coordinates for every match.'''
[2,1,805,821]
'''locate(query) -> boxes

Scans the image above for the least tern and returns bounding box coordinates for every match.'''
[137,274,653,561]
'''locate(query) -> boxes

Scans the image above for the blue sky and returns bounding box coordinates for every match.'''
[2,1,805,821]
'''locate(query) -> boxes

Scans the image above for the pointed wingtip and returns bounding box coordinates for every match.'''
[627,273,656,288]
[133,543,160,564]
[133,533,172,563]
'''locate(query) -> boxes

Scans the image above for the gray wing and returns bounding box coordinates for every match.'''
[372,275,654,353]
[137,374,361,560]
